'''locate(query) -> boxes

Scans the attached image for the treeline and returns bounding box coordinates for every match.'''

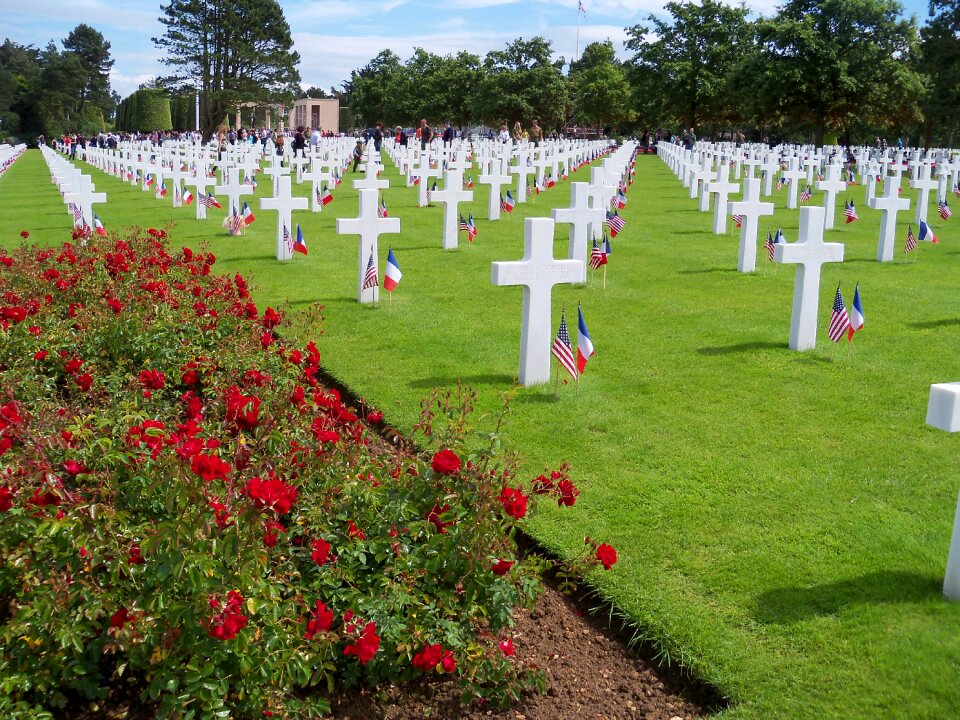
[344,0,960,147]
[0,25,115,142]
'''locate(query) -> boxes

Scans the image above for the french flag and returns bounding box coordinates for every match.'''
[293,224,307,255]
[93,213,107,237]
[384,248,402,292]
[242,201,255,225]
[918,220,939,243]
[847,283,864,340]
[320,186,333,206]
[183,188,194,205]
[576,305,594,373]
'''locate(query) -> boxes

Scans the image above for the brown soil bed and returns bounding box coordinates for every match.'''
[323,582,719,720]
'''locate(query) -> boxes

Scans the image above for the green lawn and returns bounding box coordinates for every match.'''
[3,147,960,719]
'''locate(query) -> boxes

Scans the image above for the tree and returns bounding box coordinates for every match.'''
[344,50,410,127]
[745,0,924,145]
[153,0,301,140]
[474,37,568,130]
[569,41,632,131]
[625,0,754,134]
[62,24,114,118]
[918,1,960,146]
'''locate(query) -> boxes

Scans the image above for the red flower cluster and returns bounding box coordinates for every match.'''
[138,369,166,389]
[191,452,231,482]
[343,620,380,665]
[225,384,261,431]
[498,487,528,519]
[304,599,334,639]
[491,558,515,576]
[412,642,456,673]
[425,503,454,534]
[208,591,248,640]
[532,466,579,507]
[127,419,166,459]
[263,520,285,548]
[245,475,297,515]
[430,449,461,475]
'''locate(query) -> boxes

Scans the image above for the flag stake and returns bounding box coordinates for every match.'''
[554,360,560,398]
[602,264,607,289]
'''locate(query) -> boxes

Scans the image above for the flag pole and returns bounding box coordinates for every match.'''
[576,2,581,62]
[554,360,560,398]
[602,263,607,289]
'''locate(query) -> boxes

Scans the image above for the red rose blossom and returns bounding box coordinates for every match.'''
[430,449,461,475]
[595,543,618,570]
[491,558,515,576]
[225,384,260,431]
[556,479,579,507]
[191,453,231,482]
[20,231,29,238]
[497,486,528,519]
[245,476,298,515]
[138,369,166,389]
[499,638,516,656]
[343,621,380,665]
[304,600,334,639]
[412,643,443,671]
[311,537,331,565]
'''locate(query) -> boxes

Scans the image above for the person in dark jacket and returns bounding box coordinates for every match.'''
[373,122,384,152]
[293,126,307,153]
[442,121,454,145]
[419,118,432,150]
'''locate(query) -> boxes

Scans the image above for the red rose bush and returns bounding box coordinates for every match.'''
[0,231,617,718]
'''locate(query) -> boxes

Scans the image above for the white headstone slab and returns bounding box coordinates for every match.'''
[924,382,960,601]
[62,175,106,228]
[411,162,441,207]
[774,205,845,351]
[491,217,584,386]
[336,188,401,304]
[867,175,910,262]
[728,177,774,272]
[260,175,308,262]
[553,182,606,283]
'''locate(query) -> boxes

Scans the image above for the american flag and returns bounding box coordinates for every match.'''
[225,206,245,235]
[827,285,851,343]
[378,198,388,218]
[939,198,952,220]
[427,180,436,203]
[800,186,812,203]
[468,212,477,240]
[844,200,859,223]
[551,311,578,380]
[954,184,960,199]
[905,225,917,254]
[765,231,775,262]
[200,193,222,209]
[775,176,783,191]
[362,250,379,290]
[732,213,743,228]
[283,224,292,250]
[604,210,625,237]
[69,202,83,225]
[459,214,470,233]
[589,238,607,269]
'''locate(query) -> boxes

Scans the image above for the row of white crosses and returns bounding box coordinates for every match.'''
[40,146,106,230]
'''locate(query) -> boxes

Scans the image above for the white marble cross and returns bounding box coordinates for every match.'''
[706,164,740,234]
[911,163,939,225]
[63,175,106,228]
[782,158,806,209]
[290,151,311,185]
[411,162,441,207]
[185,159,215,220]
[430,170,474,250]
[479,157,512,221]
[304,159,336,212]
[260,175,308,261]
[773,205,845,351]
[868,175,911,262]
[511,148,534,203]
[215,167,254,221]
[553,182,606,283]
[354,152,389,191]
[491,217,584,386]
[727,177,774,272]
[167,160,189,208]
[336,188,401,304]
[262,157,289,198]
[816,164,847,230]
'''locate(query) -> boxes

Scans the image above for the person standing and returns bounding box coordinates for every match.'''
[293,126,307,154]
[419,118,433,150]
[373,122,384,152]
[512,121,523,143]
[498,124,510,143]
[528,120,543,147]
[682,127,696,150]
[442,120,454,145]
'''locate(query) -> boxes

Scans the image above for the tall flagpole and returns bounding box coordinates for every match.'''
[576,2,581,62]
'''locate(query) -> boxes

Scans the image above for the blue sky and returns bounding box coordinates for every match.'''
[0,0,933,100]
